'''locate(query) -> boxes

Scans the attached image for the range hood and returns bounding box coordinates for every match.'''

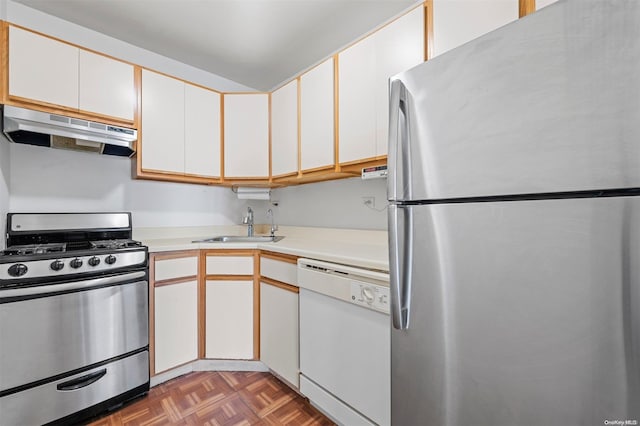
[2,105,137,157]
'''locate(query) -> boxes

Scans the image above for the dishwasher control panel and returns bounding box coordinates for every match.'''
[350,281,389,314]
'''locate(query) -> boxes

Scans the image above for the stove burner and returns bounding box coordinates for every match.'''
[4,243,67,256]
[90,239,142,250]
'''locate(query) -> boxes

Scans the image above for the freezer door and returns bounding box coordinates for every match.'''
[390,197,640,426]
[388,0,640,202]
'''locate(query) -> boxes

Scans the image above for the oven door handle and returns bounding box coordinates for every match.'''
[0,271,146,299]
[56,368,107,392]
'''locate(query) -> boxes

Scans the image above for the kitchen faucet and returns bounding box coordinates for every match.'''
[267,209,278,237]
[243,207,254,237]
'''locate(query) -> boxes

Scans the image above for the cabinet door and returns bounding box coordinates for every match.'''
[374,6,424,157]
[536,0,559,9]
[223,94,269,178]
[433,0,519,57]
[300,57,335,171]
[9,26,79,109]
[185,84,221,177]
[205,280,254,359]
[271,80,299,177]
[260,282,299,387]
[78,50,135,120]
[154,281,198,373]
[338,35,377,164]
[141,69,185,173]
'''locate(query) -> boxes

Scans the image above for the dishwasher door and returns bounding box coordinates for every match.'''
[298,259,390,426]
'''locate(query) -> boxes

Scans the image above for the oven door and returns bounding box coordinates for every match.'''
[0,271,148,393]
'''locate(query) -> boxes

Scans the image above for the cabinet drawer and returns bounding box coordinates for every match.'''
[260,257,297,286]
[206,256,253,275]
[154,256,198,281]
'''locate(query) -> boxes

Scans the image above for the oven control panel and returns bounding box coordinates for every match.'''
[350,281,389,314]
[0,250,147,282]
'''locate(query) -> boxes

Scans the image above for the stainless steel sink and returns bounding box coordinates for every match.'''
[193,235,284,243]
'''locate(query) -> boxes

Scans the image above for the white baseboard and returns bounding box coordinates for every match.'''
[150,359,268,387]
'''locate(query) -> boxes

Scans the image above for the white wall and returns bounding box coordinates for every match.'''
[5,0,254,92]
[8,143,260,228]
[271,177,388,230]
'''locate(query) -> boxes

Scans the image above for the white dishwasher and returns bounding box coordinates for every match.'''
[297,258,390,426]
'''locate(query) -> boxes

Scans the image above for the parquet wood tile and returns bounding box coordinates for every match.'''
[86,372,335,426]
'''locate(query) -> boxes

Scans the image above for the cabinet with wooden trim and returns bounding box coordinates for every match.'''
[431,0,519,58]
[271,79,299,179]
[203,250,258,360]
[6,24,135,124]
[150,251,200,375]
[140,69,221,179]
[223,93,270,180]
[338,5,424,166]
[300,57,335,173]
[259,252,300,388]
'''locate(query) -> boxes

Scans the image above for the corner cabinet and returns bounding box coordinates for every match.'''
[203,251,258,360]
[6,25,135,124]
[140,69,221,180]
[150,251,200,375]
[223,93,270,180]
[271,80,299,179]
[338,5,424,165]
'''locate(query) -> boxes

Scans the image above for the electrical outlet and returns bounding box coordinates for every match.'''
[362,196,375,208]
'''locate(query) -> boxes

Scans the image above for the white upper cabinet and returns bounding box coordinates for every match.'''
[300,57,335,171]
[141,69,185,174]
[271,80,299,177]
[339,6,424,163]
[78,50,135,120]
[185,84,221,177]
[432,0,519,57]
[9,26,79,109]
[9,26,135,121]
[142,70,221,177]
[338,35,377,164]
[223,94,269,178]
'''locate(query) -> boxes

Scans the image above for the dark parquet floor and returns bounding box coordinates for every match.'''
[87,371,335,426]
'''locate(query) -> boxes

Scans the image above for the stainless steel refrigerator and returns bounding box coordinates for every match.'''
[387,1,640,425]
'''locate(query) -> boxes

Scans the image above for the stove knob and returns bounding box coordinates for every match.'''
[8,263,28,277]
[88,256,101,267]
[70,258,83,269]
[105,255,117,265]
[50,260,65,271]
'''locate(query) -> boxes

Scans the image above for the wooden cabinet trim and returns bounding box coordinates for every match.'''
[205,274,254,281]
[260,251,298,264]
[152,250,200,261]
[203,249,257,257]
[253,253,261,360]
[154,275,198,288]
[424,0,434,61]
[519,0,536,17]
[198,251,206,359]
[261,277,299,294]
[0,22,7,104]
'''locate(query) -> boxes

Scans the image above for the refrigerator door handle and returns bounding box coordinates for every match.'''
[388,79,412,201]
[389,205,413,330]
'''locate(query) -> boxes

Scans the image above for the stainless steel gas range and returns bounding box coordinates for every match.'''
[0,212,150,425]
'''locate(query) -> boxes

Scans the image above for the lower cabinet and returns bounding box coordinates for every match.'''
[151,251,200,375]
[204,251,258,360]
[260,281,299,387]
[205,280,254,359]
[154,281,198,373]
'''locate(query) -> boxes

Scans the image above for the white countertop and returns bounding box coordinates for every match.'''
[136,225,389,272]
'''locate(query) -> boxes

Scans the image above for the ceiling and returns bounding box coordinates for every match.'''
[13,0,418,91]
